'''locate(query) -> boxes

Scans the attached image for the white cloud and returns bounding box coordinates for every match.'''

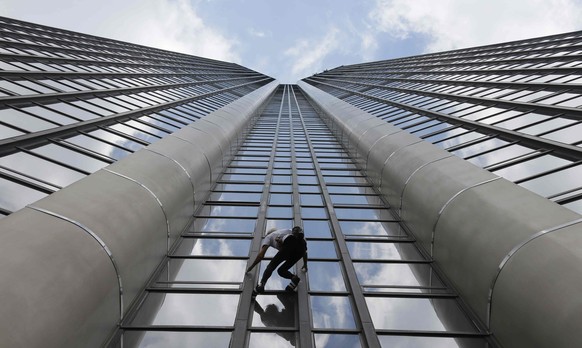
[369,0,582,53]
[1,0,240,62]
[284,27,341,82]
[249,28,267,38]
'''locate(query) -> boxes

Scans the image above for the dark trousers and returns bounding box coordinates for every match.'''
[260,236,304,285]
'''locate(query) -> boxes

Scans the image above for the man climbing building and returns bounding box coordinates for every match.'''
[246,226,308,294]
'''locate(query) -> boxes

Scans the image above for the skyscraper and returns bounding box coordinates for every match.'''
[0,16,580,348]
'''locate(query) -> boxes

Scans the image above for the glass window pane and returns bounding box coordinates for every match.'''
[21,105,77,125]
[310,296,356,329]
[0,152,84,187]
[156,259,245,286]
[308,241,337,259]
[327,186,376,194]
[197,205,258,217]
[492,154,570,182]
[366,297,477,332]
[130,293,239,326]
[300,194,323,206]
[0,177,48,212]
[378,335,488,348]
[450,138,508,159]
[31,143,109,172]
[109,123,159,143]
[354,263,442,288]
[268,207,293,218]
[191,217,256,233]
[251,294,296,328]
[347,242,423,261]
[88,129,144,151]
[173,238,250,257]
[519,164,582,197]
[301,207,327,219]
[467,145,534,168]
[340,221,406,237]
[0,108,56,132]
[123,331,232,348]
[335,208,393,220]
[270,193,292,205]
[248,332,296,348]
[0,124,24,139]
[302,220,332,238]
[308,262,347,292]
[67,134,132,160]
[315,334,362,348]
[214,184,263,192]
[208,192,261,202]
[331,194,383,205]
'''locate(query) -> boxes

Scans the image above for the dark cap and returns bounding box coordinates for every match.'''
[292,226,303,234]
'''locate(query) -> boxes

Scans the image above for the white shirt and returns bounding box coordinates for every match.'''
[261,228,293,250]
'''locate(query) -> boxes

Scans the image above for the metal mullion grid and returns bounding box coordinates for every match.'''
[0,76,253,106]
[305,78,582,162]
[285,85,314,348]
[0,71,262,88]
[231,86,286,347]
[289,86,381,348]
[314,73,582,96]
[307,76,582,122]
[0,51,261,78]
[0,20,245,71]
[331,46,582,72]
[316,66,582,82]
[118,89,280,342]
[14,145,91,176]
[0,77,272,157]
[0,164,58,193]
[300,87,500,345]
[306,87,503,341]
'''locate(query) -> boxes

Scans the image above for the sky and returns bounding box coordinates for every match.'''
[2,0,582,83]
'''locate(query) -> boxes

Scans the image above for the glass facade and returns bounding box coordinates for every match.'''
[0,16,273,217]
[4,16,582,348]
[304,31,582,214]
[116,86,492,347]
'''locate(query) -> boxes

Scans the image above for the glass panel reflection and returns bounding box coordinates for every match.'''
[492,154,569,182]
[308,241,338,259]
[330,194,383,205]
[173,238,250,257]
[0,152,85,187]
[314,334,361,348]
[191,218,256,233]
[208,192,262,202]
[302,220,332,238]
[347,242,423,261]
[308,262,347,292]
[156,259,245,286]
[354,263,443,288]
[378,335,488,348]
[252,294,296,328]
[248,332,297,348]
[335,208,393,220]
[311,295,356,329]
[130,293,239,326]
[340,221,405,237]
[197,205,259,218]
[0,177,48,212]
[366,297,477,332]
[519,164,582,197]
[123,331,232,348]
[31,143,109,172]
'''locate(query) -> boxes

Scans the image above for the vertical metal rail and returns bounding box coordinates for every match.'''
[289,86,381,348]
[287,86,314,348]
[231,85,287,347]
